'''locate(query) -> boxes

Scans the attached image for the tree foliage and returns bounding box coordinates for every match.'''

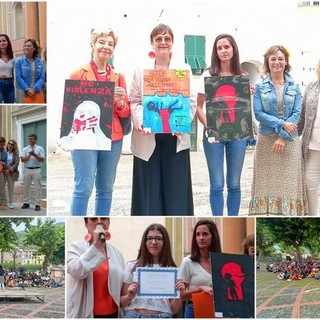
[0,218,33,262]
[23,218,65,272]
[256,218,320,261]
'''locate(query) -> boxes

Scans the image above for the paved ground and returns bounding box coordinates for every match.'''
[0,287,64,318]
[256,269,320,319]
[0,182,47,217]
[48,148,255,216]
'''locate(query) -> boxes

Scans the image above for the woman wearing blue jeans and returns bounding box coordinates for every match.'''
[197,34,249,216]
[0,34,15,103]
[69,28,130,216]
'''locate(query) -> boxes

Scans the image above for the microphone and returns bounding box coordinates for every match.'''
[96,225,106,243]
[99,232,106,243]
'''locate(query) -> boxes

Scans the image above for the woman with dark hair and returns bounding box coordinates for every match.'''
[0,34,15,103]
[15,38,45,103]
[130,23,196,216]
[4,139,19,209]
[249,45,307,215]
[179,219,222,318]
[67,217,125,318]
[197,34,249,216]
[121,223,184,318]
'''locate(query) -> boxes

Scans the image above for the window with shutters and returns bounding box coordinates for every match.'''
[184,35,207,75]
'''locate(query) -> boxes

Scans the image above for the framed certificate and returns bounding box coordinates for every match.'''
[136,267,179,298]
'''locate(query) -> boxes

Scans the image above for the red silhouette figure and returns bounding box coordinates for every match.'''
[146,98,182,133]
[221,262,245,300]
[215,85,238,123]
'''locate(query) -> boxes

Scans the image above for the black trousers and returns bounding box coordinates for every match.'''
[131,134,194,216]
[94,311,118,318]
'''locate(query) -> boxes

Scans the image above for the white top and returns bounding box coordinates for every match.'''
[123,261,173,314]
[197,70,211,114]
[309,94,320,150]
[179,256,212,290]
[0,58,14,77]
[7,152,13,164]
[198,70,210,95]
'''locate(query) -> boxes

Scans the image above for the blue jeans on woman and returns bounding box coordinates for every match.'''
[184,302,194,318]
[0,79,14,103]
[203,136,246,216]
[70,140,122,216]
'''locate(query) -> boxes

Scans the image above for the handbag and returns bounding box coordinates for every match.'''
[117,73,132,135]
[24,92,45,104]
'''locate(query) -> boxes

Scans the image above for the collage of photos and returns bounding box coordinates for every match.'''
[0,0,320,319]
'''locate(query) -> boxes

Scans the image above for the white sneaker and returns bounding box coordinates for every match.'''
[9,203,14,209]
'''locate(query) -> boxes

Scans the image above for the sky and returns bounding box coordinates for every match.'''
[11,217,65,232]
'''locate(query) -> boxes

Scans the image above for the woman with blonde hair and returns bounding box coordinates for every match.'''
[15,38,45,103]
[4,139,19,209]
[241,234,254,256]
[298,58,320,216]
[249,45,307,216]
[69,28,130,216]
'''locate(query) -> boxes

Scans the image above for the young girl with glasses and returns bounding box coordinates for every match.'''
[121,223,184,318]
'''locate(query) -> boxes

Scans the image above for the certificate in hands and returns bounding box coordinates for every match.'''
[137,267,179,298]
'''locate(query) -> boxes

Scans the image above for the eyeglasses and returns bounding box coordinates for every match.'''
[154,36,173,44]
[146,236,164,243]
[88,217,109,223]
[8,143,14,146]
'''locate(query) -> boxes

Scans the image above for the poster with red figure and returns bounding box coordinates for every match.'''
[210,252,254,318]
[59,80,114,151]
[205,75,253,141]
[143,69,191,133]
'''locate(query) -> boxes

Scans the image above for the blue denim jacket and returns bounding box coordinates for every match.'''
[15,55,45,92]
[254,73,301,141]
[0,149,7,167]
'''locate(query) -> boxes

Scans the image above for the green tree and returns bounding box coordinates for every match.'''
[256,218,274,262]
[257,218,320,262]
[23,218,65,272]
[0,218,33,264]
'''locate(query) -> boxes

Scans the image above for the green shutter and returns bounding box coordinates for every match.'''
[184,35,206,75]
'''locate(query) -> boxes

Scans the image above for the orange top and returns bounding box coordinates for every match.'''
[93,261,118,316]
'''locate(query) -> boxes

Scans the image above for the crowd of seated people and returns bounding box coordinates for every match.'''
[266,259,320,281]
[4,270,64,288]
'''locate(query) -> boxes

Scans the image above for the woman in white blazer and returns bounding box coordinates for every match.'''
[67,217,125,318]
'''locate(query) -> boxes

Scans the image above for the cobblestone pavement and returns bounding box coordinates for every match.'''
[0,182,47,217]
[48,149,254,216]
[256,270,320,319]
[0,287,65,318]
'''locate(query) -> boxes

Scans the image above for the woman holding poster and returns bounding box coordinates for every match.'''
[130,24,196,216]
[249,45,307,215]
[196,34,248,216]
[120,223,184,318]
[179,219,222,318]
[68,28,130,216]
